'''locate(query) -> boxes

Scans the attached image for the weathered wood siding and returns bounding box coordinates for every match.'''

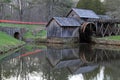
[67,11,78,18]
[67,11,82,23]
[47,20,62,38]
[47,20,79,38]
[61,27,76,37]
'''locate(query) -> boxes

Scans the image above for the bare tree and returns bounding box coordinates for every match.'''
[0,0,74,22]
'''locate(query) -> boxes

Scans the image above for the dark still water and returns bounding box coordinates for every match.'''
[0,44,120,80]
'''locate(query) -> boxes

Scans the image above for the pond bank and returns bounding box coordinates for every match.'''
[0,31,25,54]
[0,43,25,54]
[92,37,120,46]
[92,44,120,51]
[25,36,120,46]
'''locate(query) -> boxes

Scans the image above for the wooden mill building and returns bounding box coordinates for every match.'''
[46,8,120,43]
[46,17,81,43]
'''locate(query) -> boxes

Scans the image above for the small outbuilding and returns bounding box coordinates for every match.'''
[46,17,81,43]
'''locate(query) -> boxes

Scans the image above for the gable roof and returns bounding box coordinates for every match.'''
[67,8,99,19]
[47,17,81,27]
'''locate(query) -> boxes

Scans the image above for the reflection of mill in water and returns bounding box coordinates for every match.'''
[46,44,120,74]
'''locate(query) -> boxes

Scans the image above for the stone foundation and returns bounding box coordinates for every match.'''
[0,27,26,40]
[47,37,79,44]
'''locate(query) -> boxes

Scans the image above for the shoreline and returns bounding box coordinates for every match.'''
[0,31,26,54]
[25,37,120,46]
[92,38,120,46]
[0,43,25,54]
[1,37,120,55]
[0,44,25,60]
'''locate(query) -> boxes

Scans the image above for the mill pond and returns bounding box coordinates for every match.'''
[0,43,120,80]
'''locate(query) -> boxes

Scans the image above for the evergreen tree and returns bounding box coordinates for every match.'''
[76,0,106,14]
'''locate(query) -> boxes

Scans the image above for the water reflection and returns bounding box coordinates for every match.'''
[0,44,120,80]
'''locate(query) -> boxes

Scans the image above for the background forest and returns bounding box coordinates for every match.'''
[0,0,120,22]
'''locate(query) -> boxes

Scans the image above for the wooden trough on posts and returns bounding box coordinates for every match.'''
[87,16,120,37]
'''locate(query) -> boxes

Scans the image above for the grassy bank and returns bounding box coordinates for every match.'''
[102,36,120,40]
[0,31,25,53]
[92,36,120,46]
[0,23,47,40]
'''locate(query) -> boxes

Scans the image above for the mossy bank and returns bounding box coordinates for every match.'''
[0,31,25,53]
[92,36,120,45]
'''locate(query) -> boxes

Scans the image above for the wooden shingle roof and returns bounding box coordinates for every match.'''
[54,17,81,26]
[47,17,81,27]
[67,8,99,19]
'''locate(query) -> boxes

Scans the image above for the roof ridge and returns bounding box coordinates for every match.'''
[72,8,93,11]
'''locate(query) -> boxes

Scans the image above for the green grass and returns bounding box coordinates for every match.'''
[0,23,47,39]
[24,30,47,39]
[102,36,120,40]
[0,31,25,52]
